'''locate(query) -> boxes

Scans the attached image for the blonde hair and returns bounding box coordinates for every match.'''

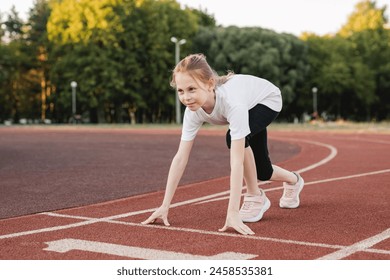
[170,53,234,89]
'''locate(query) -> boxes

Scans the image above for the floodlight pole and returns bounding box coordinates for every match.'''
[171,37,186,124]
[312,87,318,114]
[71,81,77,122]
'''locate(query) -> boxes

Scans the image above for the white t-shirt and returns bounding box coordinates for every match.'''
[181,74,282,141]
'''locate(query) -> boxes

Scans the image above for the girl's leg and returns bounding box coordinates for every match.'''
[243,104,303,209]
[249,132,304,209]
[245,139,298,185]
[243,146,262,196]
[247,127,298,185]
[248,126,304,208]
[270,165,298,184]
[248,128,273,181]
[241,145,270,223]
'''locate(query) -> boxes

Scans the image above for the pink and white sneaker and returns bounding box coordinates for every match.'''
[279,173,304,208]
[239,191,271,222]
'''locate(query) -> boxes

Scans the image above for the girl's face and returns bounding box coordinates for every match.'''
[175,72,214,112]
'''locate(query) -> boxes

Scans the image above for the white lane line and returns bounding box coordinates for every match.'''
[39,214,344,250]
[195,169,390,205]
[33,212,390,257]
[0,219,99,240]
[270,137,338,174]
[364,248,390,255]
[44,238,257,260]
[107,219,345,250]
[317,228,390,260]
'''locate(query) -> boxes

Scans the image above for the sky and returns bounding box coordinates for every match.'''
[1,0,389,36]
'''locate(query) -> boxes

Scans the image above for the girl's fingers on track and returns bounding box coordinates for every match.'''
[218,225,228,232]
[141,213,158,224]
[240,223,255,234]
[219,214,256,235]
[234,227,247,235]
[162,217,170,226]
[242,225,255,235]
[219,224,246,234]
[141,218,155,225]
[235,224,253,235]
[219,223,255,235]
[141,206,170,226]
[141,213,170,226]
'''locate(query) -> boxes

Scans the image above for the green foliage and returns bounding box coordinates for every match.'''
[0,7,41,122]
[46,0,200,123]
[193,26,309,120]
[185,7,216,27]
[0,0,389,123]
[303,0,389,120]
[339,0,387,37]
[26,0,53,121]
[3,6,24,41]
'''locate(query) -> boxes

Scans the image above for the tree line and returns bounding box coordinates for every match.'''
[0,0,389,124]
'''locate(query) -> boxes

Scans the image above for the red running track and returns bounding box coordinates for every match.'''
[0,127,389,260]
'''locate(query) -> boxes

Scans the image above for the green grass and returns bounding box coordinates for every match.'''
[1,121,389,134]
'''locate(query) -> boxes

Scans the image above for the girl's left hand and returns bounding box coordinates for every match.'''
[219,212,255,235]
[141,205,170,226]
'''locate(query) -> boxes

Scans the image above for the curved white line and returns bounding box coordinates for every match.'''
[270,137,338,174]
[196,137,338,205]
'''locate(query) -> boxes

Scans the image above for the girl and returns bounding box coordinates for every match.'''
[142,54,304,235]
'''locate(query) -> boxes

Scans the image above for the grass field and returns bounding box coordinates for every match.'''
[2,121,389,134]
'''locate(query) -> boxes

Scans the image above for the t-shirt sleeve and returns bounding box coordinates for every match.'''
[181,108,203,141]
[227,104,251,140]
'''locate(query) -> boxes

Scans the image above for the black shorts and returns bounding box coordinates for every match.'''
[226,104,279,181]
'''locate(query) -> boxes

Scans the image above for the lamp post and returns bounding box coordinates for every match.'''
[171,37,186,124]
[70,81,77,122]
[312,87,318,114]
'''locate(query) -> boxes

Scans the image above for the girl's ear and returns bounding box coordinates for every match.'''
[208,78,216,91]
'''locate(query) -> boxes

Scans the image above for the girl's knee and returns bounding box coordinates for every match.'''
[257,165,273,181]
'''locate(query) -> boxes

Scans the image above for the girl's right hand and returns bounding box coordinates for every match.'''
[141,206,170,226]
[219,211,255,235]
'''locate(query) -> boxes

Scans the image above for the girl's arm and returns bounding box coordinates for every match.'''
[161,140,194,207]
[142,140,194,226]
[219,138,255,235]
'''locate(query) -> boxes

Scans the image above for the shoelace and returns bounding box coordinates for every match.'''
[241,201,255,211]
[284,188,296,198]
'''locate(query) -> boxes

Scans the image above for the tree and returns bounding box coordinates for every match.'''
[2,0,388,123]
[338,0,389,120]
[185,6,216,27]
[132,0,199,123]
[192,26,309,120]
[0,7,39,123]
[339,0,387,37]
[3,6,24,41]
[26,0,53,121]
[47,0,134,123]
[47,0,202,123]
[298,1,390,121]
